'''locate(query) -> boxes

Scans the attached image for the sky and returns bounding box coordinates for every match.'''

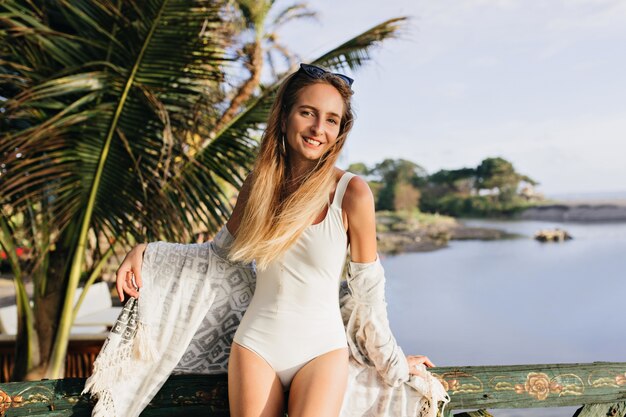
[275,0,626,196]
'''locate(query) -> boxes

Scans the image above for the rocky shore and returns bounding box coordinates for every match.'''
[375,212,516,255]
[376,199,626,255]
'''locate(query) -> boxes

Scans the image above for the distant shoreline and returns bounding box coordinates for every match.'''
[517,201,626,222]
[376,200,626,256]
[546,190,626,202]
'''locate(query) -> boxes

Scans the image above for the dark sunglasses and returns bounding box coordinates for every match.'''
[298,63,354,88]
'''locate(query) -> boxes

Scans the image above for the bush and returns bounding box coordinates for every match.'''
[423,195,535,218]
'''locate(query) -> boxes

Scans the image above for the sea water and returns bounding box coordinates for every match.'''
[383,219,626,417]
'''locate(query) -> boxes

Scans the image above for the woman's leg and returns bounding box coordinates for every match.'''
[287,347,349,417]
[228,342,286,417]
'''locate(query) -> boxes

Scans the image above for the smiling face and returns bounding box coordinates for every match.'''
[283,82,345,164]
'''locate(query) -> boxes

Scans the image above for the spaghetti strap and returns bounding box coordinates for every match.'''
[331,172,356,209]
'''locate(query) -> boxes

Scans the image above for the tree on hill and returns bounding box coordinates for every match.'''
[427,167,476,195]
[346,156,539,216]
[420,167,475,212]
[420,157,539,216]
[475,157,537,202]
[393,182,421,212]
[371,159,426,211]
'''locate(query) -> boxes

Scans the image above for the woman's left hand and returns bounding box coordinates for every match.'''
[407,355,435,375]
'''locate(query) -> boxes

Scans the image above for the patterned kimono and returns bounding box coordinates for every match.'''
[83,226,449,417]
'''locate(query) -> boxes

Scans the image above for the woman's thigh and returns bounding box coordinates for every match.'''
[287,347,349,417]
[228,342,286,417]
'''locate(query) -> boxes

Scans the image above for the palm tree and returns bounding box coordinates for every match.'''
[0,0,407,380]
[212,0,318,134]
[1,0,245,379]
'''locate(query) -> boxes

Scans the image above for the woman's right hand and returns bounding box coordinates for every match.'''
[115,243,147,302]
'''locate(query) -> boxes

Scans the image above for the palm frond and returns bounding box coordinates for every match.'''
[270,3,319,30]
[1,0,245,244]
[312,17,409,71]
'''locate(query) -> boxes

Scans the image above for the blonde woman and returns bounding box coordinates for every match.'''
[113,64,437,417]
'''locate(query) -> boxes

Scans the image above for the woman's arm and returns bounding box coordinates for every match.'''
[343,174,435,374]
[343,175,377,263]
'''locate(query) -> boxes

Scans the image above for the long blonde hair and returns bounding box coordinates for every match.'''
[228,68,355,270]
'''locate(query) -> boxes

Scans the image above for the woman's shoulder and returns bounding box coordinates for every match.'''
[339,170,374,213]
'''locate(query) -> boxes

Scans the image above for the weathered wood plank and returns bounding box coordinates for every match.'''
[0,362,624,416]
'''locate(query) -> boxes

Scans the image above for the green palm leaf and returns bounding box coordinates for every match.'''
[1,0,250,378]
[1,0,246,244]
[313,17,408,70]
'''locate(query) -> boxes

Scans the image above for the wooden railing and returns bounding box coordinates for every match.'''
[436,362,626,416]
[0,361,623,416]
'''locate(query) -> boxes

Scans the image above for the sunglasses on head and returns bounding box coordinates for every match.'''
[298,63,354,88]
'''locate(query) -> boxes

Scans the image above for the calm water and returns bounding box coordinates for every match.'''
[382,219,626,417]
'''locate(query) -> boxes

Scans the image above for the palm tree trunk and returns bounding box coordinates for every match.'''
[31,266,66,378]
[0,216,40,380]
[12,279,40,381]
[213,40,263,134]
[23,229,74,380]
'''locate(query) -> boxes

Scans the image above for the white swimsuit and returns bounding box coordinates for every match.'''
[233,171,355,390]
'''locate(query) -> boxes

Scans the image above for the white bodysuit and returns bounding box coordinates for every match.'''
[233,171,356,390]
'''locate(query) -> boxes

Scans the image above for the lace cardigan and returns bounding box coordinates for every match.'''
[83,226,449,417]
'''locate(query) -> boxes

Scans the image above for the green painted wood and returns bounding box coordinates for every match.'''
[0,375,230,416]
[0,362,624,416]
[572,401,626,417]
[438,362,626,410]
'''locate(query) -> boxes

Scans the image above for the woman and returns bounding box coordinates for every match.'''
[107,64,442,417]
